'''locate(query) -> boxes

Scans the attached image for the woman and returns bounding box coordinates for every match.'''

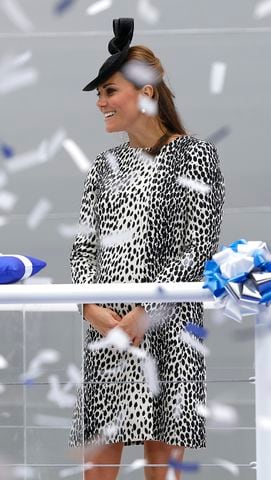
[69,18,225,480]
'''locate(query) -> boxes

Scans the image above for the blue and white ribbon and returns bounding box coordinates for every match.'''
[203,239,271,321]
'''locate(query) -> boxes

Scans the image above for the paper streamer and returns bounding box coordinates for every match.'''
[0,354,8,369]
[214,458,239,476]
[0,190,17,211]
[59,464,93,478]
[27,198,52,229]
[0,170,8,188]
[210,62,227,95]
[0,216,8,227]
[54,0,76,14]
[137,0,160,24]
[22,348,60,381]
[180,330,210,356]
[100,228,134,248]
[254,0,271,19]
[177,175,211,195]
[47,375,76,408]
[88,327,130,351]
[57,222,94,238]
[122,59,160,87]
[125,459,147,473]
[142,355,160,396]
[86,0,112,15]
[0,0,34,32]
[0,68,38,95]
[206,125,231,144]
[62,138,90,172]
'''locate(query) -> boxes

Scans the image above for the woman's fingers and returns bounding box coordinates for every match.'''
[133,337,142,347]
[110,311,122,321]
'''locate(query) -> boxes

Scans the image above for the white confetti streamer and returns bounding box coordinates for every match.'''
[0,216,8,227]
[62,363,81,392]
[86,0,112,15]
[142,355,160,396]
[101,228,134,248]
[57,222,94,238]
[173,384,185,419]
[125,458,147,472]
[26,198,52,229]
[214,458,239,476]
[0,170,8,189]
[138,94,158,116]
[177,175,211,195]
[23,276,53,284]
[137,0,160,24]
[0,354,8,368]
[66,363,81,384]
[105,151,119,173]
[0,411,10,417]
[196,401,238,425]
[47,128,67,159]
[0,190,17,211]
[129,345,147,359]
[0,68,38,94]
[34,413,71,427]
[13,465,35,478]
[180,330,210,356]
[102,410,125,440]
[257,415,271,430]
[0,50,32,77]
[195,403,210,418]
[122,59,160,87]
[59,464,93,478]
[22,349,60,380]
[254,0,271,18]
[165,467,177,480]
[5,143,47,173]
[210,62,227,95]
[88,327,130,351]
[47,375,76,408]
[0,0,34,32]
[0,383,6,394]
[62,138,90,172]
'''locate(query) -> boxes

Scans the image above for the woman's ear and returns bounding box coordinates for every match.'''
[142,84,154,98]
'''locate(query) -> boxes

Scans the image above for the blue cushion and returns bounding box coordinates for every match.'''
[0,255,47,284]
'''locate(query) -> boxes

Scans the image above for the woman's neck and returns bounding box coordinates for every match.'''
[127,122,166,149]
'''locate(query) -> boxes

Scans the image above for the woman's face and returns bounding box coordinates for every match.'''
[96,72,142,133]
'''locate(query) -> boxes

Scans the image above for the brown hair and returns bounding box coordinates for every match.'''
[125,45,188,155]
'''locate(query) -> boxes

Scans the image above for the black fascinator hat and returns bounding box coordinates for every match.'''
[82,18,134,91]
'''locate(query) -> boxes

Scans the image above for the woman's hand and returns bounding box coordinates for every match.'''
[118,306,150,347]
[83,304,122,337]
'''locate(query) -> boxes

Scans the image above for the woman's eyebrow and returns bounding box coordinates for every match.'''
[97,82,117,92]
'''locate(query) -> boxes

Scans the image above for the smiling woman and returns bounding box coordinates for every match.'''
[69,17,225,480]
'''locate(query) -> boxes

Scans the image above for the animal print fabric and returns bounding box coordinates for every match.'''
[69,135,225,448]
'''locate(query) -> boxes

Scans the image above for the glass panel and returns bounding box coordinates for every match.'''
[0,301,259,480]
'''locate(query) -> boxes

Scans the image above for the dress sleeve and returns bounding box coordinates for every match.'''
[70,162,98,286]
[140,140,225,315]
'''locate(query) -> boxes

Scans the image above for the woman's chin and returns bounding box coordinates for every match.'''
[105,124,121,133]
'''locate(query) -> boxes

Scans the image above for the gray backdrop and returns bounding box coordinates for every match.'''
[1,0,270,478]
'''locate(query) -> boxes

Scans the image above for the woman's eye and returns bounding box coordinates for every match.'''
[106,88,115,95]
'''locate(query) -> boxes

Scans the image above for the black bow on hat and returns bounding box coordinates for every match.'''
[82,18,134,91]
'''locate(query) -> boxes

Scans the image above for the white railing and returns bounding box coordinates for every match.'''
[0,281,270,480]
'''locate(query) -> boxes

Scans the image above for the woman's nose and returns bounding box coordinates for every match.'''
[97,96,107,109]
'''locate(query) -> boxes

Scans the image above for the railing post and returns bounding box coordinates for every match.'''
[255,307,271,480]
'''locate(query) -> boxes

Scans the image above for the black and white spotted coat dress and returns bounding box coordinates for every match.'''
[69,135,225,448]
